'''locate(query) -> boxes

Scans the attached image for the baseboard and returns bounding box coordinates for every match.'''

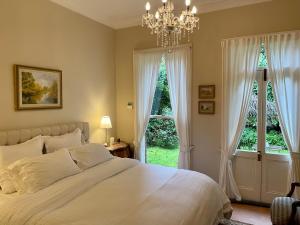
[230,199,271,208]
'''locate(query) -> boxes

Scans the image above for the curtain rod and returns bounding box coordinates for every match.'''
[222,29,300,42]
[134,43,192,54]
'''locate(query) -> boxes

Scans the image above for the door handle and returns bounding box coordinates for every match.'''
[257,151,262,162]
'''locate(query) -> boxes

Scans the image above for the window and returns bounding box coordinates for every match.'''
[237,46,288,155]
[145,58,179,167]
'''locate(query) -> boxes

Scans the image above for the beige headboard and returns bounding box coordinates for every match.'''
[0,122,89,146]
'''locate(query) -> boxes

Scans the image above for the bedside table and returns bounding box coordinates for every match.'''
[106,142,134,158]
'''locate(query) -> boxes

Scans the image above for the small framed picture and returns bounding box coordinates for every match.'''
[14,65,62,110]
[198,101,215,114]
[199,85,215,99]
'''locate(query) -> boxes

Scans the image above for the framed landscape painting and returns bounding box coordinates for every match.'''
[14,65,62,110]
[198,101,215,114]
[199,85,215,99]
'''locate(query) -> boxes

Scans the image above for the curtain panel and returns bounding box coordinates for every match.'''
[265,31,300,195]
[220,37,261,200]
[133,51,162,162]
[166,46,192,169]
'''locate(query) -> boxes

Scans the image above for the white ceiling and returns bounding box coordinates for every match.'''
[50,0,272,29]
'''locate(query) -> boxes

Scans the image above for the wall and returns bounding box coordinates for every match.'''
[0,0,116,143]
[115,0,300,181]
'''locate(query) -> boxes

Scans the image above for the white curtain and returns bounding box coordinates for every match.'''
[265,32,300,192]
[220,37,261,200]
[165,46,192,169]
[133,51,162,162]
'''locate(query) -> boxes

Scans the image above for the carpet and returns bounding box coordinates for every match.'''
[219,218,253,225]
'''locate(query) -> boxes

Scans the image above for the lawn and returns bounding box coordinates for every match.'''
[146,146,179,168]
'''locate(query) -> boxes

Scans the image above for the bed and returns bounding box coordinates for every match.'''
[0,122,231,225]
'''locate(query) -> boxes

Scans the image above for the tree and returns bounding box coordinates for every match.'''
[21,72,45,104]
[151,59,172,115]
[47,81,58,103]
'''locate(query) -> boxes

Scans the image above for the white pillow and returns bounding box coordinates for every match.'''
[0,169,16,194]
[69,143,113,170]
[0,136,43,169]
[44,128,82,153]
[8,148,81,194]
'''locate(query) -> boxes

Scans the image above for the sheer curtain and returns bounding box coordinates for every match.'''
[220,37,260,200]
[265,31,300,193]
[165,46,192,169]
[133,50,162,162]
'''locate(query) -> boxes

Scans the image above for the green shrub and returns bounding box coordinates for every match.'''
[238,127,257,150]
[238,127,288,150]
[266,130,287,149]
[146,118,179,149]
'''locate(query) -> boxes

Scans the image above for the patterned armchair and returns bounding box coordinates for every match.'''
[271,182,300,225]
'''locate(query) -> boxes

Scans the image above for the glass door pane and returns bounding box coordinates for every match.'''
[237,81,259,152]
[265,81,289,155]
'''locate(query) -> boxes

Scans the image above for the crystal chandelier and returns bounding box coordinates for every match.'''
[142,0,199,48]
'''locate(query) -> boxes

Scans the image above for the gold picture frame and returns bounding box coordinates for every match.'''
[14,65,63,110]
[199,85,215,99]
[198,101,215,114]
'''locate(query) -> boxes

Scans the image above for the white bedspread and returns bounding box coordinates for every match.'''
[0,158,231,225]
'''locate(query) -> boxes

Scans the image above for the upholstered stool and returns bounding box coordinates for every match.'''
[271,197,300,225]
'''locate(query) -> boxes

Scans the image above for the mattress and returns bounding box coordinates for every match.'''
[0,158,231,225]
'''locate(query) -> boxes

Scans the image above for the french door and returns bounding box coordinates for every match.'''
[233,69,290,204]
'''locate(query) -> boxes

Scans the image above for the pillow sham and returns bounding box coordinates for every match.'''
[0,135,43,169]
[44,128,82,153]
[8,148,81,194]
[69,143,113,170]
[0,169,16,194]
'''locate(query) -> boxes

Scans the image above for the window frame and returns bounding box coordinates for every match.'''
[149,115,174,120]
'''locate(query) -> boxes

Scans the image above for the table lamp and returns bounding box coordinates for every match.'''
[100,116,112,146]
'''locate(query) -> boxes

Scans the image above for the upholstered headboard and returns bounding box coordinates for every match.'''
[0,122,89,146]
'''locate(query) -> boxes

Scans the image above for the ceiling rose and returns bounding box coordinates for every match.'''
[142,0,199,48]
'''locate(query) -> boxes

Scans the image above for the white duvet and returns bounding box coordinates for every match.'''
[0,158,231,225]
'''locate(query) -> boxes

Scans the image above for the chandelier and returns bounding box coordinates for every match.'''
[142,0,199,48]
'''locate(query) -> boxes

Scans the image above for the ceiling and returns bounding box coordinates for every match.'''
[50,0,272,29]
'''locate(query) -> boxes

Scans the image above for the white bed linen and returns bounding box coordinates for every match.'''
[0,158,231,225]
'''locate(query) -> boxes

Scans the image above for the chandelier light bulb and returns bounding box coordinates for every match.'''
[145,2,151,11]
[179,14,184,21]
[155,11,160,19]
[191,6,197,14]
[162,0,167,3]
[185,0,191,6]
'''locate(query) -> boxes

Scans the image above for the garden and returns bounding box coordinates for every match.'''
[146,50,288,168]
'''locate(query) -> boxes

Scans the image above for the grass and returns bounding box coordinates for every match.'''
[146,146,179,168]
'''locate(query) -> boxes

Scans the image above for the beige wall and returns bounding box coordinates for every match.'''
[0,0,116,143]
[115,0,300,181]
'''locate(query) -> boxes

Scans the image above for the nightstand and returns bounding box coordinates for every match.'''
[106,142,134,159]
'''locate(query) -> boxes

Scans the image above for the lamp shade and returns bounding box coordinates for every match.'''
[100,116,112,129]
